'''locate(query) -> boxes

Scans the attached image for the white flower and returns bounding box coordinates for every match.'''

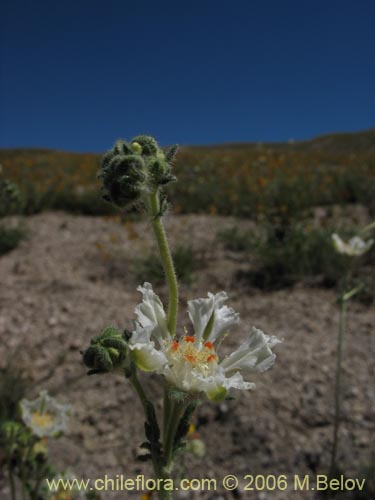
[332,233,374,257]
[20,391,71,438]
[129,283,281,401]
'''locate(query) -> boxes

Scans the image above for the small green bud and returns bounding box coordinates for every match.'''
[81,326,129,375]
[130,141,143,154]
[156,150,165,161]
[131,135,159,155]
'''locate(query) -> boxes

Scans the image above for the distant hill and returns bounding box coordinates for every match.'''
[0,128,373,217]
[186,128,375,154]
[298,128,375,154]
[1,128,374,158]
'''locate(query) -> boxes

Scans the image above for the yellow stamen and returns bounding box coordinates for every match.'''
[168,336,218,370]
[31,411,54,428]
[185,354,197,363]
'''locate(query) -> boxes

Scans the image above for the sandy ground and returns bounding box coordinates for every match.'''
[0,212,374,500]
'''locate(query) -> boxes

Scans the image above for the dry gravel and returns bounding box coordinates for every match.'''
[0,212,374,500]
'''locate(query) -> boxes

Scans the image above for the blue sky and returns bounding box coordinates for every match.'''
[1,0,374,151]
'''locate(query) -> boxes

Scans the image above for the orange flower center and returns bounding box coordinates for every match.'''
[168,335,217,366]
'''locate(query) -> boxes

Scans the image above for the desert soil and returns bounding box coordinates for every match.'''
[0,212,374,500]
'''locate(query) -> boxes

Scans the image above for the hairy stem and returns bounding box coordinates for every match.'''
[129,368,173,500]
[148,192,179,337]
[163,392,188,473]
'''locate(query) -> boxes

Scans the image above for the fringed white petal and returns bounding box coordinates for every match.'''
[187,294,215,340]
[188,291,239,343]
[193,370,254,401]
[220,327,281,375]
[135,282,169,342]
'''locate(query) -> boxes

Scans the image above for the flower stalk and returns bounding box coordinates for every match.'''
[148,191,179,337]
[330,284,364,475]
[329,228,373,474]
[162,389,189,472]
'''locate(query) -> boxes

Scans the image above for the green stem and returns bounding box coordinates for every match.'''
[342,283,363,302]
[330,297,347,474]
[147,192,179,337]
[163,394,186,473]
[163,387,172,447]
[129,368,173,500]
[360,221,375,234]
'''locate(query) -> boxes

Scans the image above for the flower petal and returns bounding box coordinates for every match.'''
[188,291,239,343]
[332,233,374,257]
[220,327,281,375]
[130,340,167,372]
[195,371,254,401]
[187,294,215,340]
[348,236,374,255]
[135,282,169,342]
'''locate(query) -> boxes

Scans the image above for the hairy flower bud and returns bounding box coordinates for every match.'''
[100,154,147,208]
[81,326,129,375]
[131,135,159,156]
[99,135,178,210]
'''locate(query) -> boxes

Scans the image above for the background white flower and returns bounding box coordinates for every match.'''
[20,390,71,438]
[332,233,374,256]
[129,283,281,401]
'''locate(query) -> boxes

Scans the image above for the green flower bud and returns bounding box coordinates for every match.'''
[99,135,179,211]
[130,141,143,154]
[131,135,159,155]
[81,326,129,375]
[100,154,147,208]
